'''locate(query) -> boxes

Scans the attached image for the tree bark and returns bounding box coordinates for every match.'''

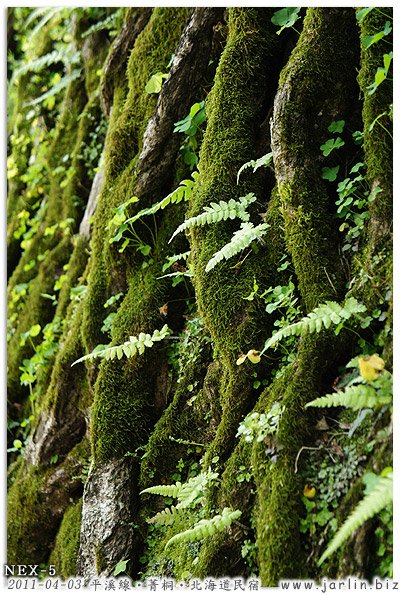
[7,6,392,584]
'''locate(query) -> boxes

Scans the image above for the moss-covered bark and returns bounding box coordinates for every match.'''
[271,8,360,310]
[7,6,392,584]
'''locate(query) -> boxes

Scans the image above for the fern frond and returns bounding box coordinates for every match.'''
[306,378,392,411]
[262,297,366,352]
[147,506,184,526]
[71,324,171,366]
[81,11,121,38]
[25,7,54,28]
[157,271,193,281]
[25,7,64,30]
[126,173,198,226]
[162,251,191,272]
[169,194,257,244]
[165,508,242,549]
[24,70,81,107]
[141,481,182,499]
[29,7,66,37]
[177,471,218,509]
[205,222,269,272]
[12,48,80,84]
[237,152,273,184]
[318,474,393,565]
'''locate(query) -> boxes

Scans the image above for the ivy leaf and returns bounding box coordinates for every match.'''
[321,166,339,182]
[145,72,168,94]
[367,52,392,95]
[362,21,391,48]
[383,52,392,72]
[271,8,301,34]
[114,559,129,576]
[356,7,374,22]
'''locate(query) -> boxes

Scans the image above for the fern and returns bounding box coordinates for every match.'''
[142,470,219,529]
[305,373,392,411]
[237,152,273,184]
[25,70,82,107]
[262,297,366,352]
[29,8,67,37]
[147,506,184,526]
[25,7,65,32]
[169,193,257,243]
[25,7,56,28]
[11,48,80,84]
[162,251,191,272]
[165,508,242,549]
[141,471,217,508]
[81,11,122,38]
[141,481,182,499]
[71,324,171,366]
[318,474,393,565]
[176,471,218,509]
[205,222,269,272]
[125,173,198,226]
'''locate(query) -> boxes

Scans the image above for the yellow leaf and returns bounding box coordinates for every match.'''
[236,354,247,365]
[358,354,385,381]
[303,484,316,499]
[247,349,261,364]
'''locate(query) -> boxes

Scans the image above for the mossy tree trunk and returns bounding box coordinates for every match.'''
[7,7,392,585]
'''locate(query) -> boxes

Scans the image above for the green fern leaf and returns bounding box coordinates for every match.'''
[305,381,392,411]
[205,222,269,272]
[162,251,191,272]
[125,173,198,226]
[147,506,183,526]
[71,324,171,366]
[262,297,366,352]
[12,48,80,84]
[25,7,57,28]
[24,70,82,107]
[237,152,273,184]
[165,508,241,549]
[141,482,182,499]
[25,7,67,35]
[177,471,218,509]
[318,474,393,565]
[169,194,257,244]
[81,11,121,38]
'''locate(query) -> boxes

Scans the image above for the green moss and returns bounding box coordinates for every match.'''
[139,344,211,491]
[272,8,360,312]
[252,330,352,585]
[357,8,392,238]
[7,462,44,564]
[82,28,111,99]
[150,9,288,578]
[81,8,189,353]
[55,235,90,322]
[106,8,189,179]
[194,438,254,578]
[186,6,282,455]
[354,8,392,333]
[8,438,90,566]
[49,499,83,578]
[44,301,90,416]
